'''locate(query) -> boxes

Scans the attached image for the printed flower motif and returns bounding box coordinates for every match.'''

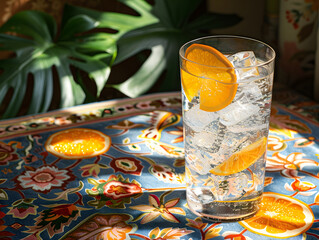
[80,163,108,177]
[0,179,8,200]
[139,111,180,141]
[147,227,193,240]
[7,124,26,132]
[53,116,73,125]
[63,213,135,240]
[268,135,315,151]
[149,99,167,108]
[144,141,184,157]
[86,175,142,209]
[135,101,152,109]
[267,135,287,151]
[86,214,134,240]
[186,218,222,239]
[0,141,19,166]
[222,231,253,240]
[25,203,83,238]
[186,217,208,230]
[7,199,38,219]
[116,104,139,114]
[294,137,315,148]
[149,163,183,183]
[43,115,83,127]
[270,107,311,137]
[107,120,145,131]
[0,128,6,136]
[110,157,143,175]
[167,126,183,143]
[266,152,318,178]
[264,177,273,187]
[17,166,71,192]
[130,191,185,224]
[285,179,316,197]
[40,117,55,126]
[0,204,15,238]
[21,154,38,164]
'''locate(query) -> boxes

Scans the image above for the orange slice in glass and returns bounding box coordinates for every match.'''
[45,128,111,159]
[181,43,237,112]
[210,136,267,176]
[240,192,314,238]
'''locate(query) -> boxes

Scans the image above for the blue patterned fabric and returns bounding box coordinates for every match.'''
[0,92,318,240]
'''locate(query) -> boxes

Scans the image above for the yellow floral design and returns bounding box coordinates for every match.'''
[130,191,185,224]
[186,217,222,239]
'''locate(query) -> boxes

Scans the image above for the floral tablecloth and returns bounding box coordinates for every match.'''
[0,92,319,240]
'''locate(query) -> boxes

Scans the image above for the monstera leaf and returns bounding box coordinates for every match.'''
[117,1,242,97]
[0,0,240,119]
[67,0,242,98]
[0,0,158,119]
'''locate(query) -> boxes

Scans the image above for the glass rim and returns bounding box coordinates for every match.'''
[179,35,276,70]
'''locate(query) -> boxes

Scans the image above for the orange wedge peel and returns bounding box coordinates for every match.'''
[181,43,237,112]
[210,136,267,176]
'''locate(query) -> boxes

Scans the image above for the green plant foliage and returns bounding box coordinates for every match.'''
[67,0,242,98]
[0,0,241,119]
[114,0,242,97]
[0,0,157,119]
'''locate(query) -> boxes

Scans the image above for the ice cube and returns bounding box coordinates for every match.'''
[234,82,263,103]
[192,131,216,148]
[219,101,259,126]
[186,122,225,153]
[227,123,268,133]
[186,150,212,175]
[211,173,249,201]
[228,51,259,81]
[183,104,218,132]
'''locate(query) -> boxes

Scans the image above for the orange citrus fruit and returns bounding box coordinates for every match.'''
[240,192,314,238]
[210,137,267,176]
[181,43,237,112]
[45,128,111,159]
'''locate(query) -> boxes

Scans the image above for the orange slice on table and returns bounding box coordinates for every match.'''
[45,128,111,159]
[210,136,267,176]
[181,43,237,112]
[240,192,314,238]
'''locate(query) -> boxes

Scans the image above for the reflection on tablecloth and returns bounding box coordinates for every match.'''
[0,92,318,240]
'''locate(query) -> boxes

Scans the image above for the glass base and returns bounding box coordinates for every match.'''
[187,193,262,222]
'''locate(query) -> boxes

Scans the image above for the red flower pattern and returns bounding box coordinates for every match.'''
[0,142,19,166]
[110,157,143,175]
[87,175,142,209]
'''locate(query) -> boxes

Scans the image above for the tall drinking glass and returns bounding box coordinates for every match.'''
[179,36,275,222]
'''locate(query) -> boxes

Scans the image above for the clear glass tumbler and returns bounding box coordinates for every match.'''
[180,36,275,222]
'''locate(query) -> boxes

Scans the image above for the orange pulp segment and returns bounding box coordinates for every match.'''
[240,192,314,238]
[181,43,237,112]
[210,136,267,176]
[45,128,111,159]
